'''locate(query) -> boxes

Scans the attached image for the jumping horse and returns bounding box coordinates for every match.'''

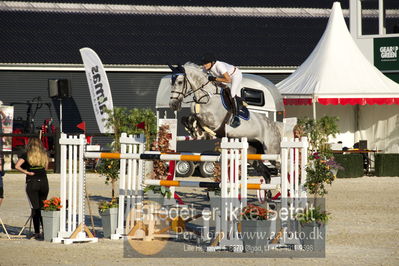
[168,62,283,182]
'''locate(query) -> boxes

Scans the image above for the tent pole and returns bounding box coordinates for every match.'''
[355,105,359,140]
[312,98,317,120]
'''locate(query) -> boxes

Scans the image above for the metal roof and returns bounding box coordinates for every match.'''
[0,0,398,69]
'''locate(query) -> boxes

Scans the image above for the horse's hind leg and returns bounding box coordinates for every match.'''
[181,115,197,137]
[250,161,273,200]
[251,160,272,184]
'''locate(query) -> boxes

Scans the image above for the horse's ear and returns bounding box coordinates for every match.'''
[177,63,185,73]
[167,63,177,72]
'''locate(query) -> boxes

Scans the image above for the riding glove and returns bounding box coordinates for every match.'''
[208,76,217,82]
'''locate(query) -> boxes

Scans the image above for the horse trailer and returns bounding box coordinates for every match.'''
[156,73,285,177]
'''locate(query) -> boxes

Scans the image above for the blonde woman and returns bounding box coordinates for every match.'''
[15,138,49,239]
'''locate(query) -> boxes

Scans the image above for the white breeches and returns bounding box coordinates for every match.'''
[229,71,242,97]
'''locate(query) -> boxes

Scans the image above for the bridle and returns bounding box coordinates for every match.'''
[170,72,219,104]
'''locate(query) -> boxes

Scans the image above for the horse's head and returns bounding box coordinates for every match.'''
[169,62,210,111]
[168,64,187,111]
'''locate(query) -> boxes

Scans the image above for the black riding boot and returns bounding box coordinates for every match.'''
[229,97,241,128]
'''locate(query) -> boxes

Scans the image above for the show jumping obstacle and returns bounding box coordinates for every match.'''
[57,133,308,250]
[54,134,98,244]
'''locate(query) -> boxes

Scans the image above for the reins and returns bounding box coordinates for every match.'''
[170,73,220,105]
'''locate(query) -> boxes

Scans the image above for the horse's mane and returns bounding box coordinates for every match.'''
[183,61,202,71]
[183,62,208,85]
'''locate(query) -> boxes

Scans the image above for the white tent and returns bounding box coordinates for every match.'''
[276,2,399,152]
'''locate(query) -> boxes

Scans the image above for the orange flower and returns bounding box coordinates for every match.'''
[42,197,62,211]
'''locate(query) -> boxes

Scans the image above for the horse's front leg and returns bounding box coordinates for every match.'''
[181,115,195,137]
[181,115,203,139]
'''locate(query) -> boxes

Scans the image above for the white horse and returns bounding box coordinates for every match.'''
[169,62,283,160]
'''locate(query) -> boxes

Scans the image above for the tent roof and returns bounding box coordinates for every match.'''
[276,2,399,106]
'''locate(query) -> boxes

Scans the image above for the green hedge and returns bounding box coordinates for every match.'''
[375,154,399,176]
[334,154,364,178]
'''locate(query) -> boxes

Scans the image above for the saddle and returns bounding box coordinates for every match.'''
[180,87,251,138]
[220,88,250,121]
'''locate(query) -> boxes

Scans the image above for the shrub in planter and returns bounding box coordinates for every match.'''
[297,116,338,253]
[144,185,175,206]
[298,207,328,252]
[98,199,118,238]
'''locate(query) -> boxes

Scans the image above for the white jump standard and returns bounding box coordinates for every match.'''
[55,134,98,244]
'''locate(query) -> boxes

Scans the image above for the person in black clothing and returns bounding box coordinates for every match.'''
[15,137,49,239]
[0,108,5,206]
[0,159,4,207]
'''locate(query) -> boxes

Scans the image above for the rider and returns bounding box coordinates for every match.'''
[200,53,243,128]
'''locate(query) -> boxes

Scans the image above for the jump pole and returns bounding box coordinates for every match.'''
[84,152,280,162]
[144,179,278,190]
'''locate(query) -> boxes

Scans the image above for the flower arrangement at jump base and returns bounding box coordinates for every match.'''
[98,198,119,214]
[298,207,330,225]
[240,204,276,250]
[41,197,62,241]
[42,197,62,211]
[241,204,274,221]
[98,198,119,238]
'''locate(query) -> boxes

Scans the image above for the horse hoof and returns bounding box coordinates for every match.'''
[229,116,241,128]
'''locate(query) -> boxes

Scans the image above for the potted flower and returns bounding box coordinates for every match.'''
[98,198,118,238]
[240,204,276,251]
[41,197,62,242]
[298,207,328,252]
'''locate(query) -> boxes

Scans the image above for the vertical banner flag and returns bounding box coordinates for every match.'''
[80,47,114,133]
[0,105,14,170]
[0,105,14,152]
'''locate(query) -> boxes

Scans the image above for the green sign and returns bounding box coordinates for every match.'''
[374,37,399,71]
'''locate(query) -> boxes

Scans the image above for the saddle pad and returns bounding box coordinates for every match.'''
[220,88,250,120]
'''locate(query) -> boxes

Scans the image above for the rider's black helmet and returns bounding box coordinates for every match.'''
[200,53,216,65]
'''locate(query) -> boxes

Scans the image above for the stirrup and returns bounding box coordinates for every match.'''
[229,116,240,128]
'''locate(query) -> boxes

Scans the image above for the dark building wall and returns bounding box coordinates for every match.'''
[0,70,288,134]
[0,71,165,134]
